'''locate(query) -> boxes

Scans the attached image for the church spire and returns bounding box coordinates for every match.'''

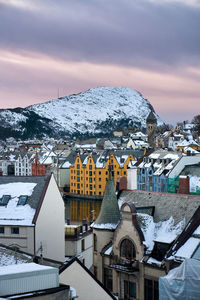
[92,172,120,230]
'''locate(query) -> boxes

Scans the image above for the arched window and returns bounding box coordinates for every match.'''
[120,239,136,260]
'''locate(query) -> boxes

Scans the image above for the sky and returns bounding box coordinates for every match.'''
[0,0,200,125]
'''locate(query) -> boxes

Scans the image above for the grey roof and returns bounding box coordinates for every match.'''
[181,164,200,177]
[101,149,145,161]
[94,177,120,228]
[0,176,49,210]
[119,190,200,225]
[146,111,157,123]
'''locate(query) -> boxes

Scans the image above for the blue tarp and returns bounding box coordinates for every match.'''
[159,259,200,300]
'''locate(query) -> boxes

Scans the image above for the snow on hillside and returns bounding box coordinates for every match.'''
[0,110,27,129]
[0,87,164,139]
[28,87,163,134]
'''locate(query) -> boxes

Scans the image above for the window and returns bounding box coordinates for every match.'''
[117,171,120,175]
[11,227,19,234]
[89,171,92,176]
[104,268,113,291]
[124,171,126,175]
[17,195,28,206]
[0,227,4,234]
[89,165,92,170]
[0,195,11,206]
[99,177,101,182]
[81,239,85,251]
[77,183,80,189]
[124,280,136,299]
[77,170,80,175]
[144,279,158,300]
[89,178,93,183]
[77,177,80,182]
[99,185,101,188]
[120,239,136,260]
[99,191,101,195]
[90,184,92,190]
[94,266,97,278]
[99,171,101,175]
[77,164,80,169]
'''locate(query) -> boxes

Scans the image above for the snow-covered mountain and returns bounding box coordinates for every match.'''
[0,87,164,140]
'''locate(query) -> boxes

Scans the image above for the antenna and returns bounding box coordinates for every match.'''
[57,88,59,98]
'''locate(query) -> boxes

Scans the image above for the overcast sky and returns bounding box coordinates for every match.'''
[0,0,200,124]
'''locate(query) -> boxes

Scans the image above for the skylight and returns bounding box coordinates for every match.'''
[17,195,28,206]
[0,195,11,206]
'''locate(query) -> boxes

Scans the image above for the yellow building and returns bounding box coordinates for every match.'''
[70,152,135,196]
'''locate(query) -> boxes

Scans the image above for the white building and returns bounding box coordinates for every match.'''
[65,222,93,269]
[15,152,34,176]
[0,174,65,262]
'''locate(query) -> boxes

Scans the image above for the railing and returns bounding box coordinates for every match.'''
[110,256,139,272]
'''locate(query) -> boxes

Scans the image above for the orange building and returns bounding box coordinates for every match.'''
[70,152,135,196]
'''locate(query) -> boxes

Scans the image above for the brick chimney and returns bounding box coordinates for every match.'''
[178,176,189,194]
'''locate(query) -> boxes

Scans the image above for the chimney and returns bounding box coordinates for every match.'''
[178,176,189,194]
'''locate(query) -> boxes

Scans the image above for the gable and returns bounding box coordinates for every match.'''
[59,258,115,300]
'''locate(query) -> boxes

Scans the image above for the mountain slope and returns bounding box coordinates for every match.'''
[0,87,164,140]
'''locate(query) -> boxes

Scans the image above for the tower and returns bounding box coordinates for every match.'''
[92,173,120,282]
[146,111,157,148]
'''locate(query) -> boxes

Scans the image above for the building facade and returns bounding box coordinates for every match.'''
[70,153,135,196]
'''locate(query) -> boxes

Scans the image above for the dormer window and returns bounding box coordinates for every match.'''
[17,195,28,206]
[0,195,11,206]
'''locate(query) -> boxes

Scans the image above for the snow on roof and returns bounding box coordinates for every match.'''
[163,154,179,160]
[42,156,54,165]
[138,161,145,168]
[115,155,129,167]
[137,213,184,251]
[175,237,200,259]
[65,224,79,228]
[149,153,160,159]
[184,147,199,154]
[82,156,89,165]
[145,162,151,168]
[0,182,37,226]
[9,154,15,161]
[104,246,113,255]
[0,262,54,276]
[91,222,119,230]
[134,131,146,136]
[147,257,162,267]
[194,225,200,235]
[61,161,71,168]
[153,162,162,169]
[0,247,31,267]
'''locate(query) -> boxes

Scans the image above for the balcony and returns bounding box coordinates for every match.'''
[110,257,139,274]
